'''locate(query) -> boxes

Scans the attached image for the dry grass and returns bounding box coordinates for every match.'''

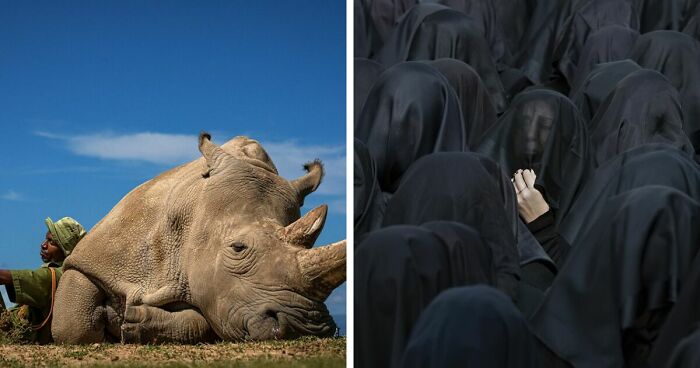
[0,337,346,367]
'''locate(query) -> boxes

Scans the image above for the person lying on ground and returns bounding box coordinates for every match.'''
[0,217,86,343]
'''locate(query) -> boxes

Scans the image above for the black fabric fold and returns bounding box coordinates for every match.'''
[630,30,700,154]
[558,144,700,250]
[376,3,507,111]
[588,69,694,167]
[354,222,496,368]
[381,152,527,299]
[400,285,540,368]
[551,0,639,91]
[353,138,387,243]
[355,61,466,193]
[353,58,384,126]
[569,26,640,96]
[425,58,498,147]
[570,59,641,121]
[531,186,700,368]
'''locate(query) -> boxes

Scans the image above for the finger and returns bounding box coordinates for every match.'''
[511,177,520,194]
[523,169,536,189]
[513,170,527,192]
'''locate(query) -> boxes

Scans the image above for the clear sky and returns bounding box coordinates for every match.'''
[0,0,346,327]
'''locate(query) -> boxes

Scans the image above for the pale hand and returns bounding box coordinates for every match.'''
[512,169,549,223]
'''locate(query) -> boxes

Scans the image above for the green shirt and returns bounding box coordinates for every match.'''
[6,261,63,343]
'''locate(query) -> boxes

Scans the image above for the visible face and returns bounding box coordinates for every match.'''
[40,231,65,263]
[200,219,336,341]
[514,99,555,172]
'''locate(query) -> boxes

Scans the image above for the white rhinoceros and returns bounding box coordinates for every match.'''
[51,133,346,344]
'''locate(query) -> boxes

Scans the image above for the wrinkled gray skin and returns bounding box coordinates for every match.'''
[51,133,346,344]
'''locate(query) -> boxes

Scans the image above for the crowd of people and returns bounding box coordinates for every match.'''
[354,0,700,367]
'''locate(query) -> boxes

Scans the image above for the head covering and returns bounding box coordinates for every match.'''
[570,59,642,121]
[425,58,498,147]
[531,186,700,368]
[649,252,700,368]
[635,0,683,32]
[381,152,525,298]
[558,144,700,246]
[356,0,418,57]
[664,328,700,368]
[476,89,592,227]
[550,0,639,90]
[353,58,385,126]
[513,0,572,85]
[376,3,507,112]
[569,26,640,96]
[400,285,540,368]
[419,0,508,65]
[354,222,494,368]
[683,3,700,41]
[630,30,700,154]
[353,138,387,243]
[588,69,694,167]
[355,62,466,193]
[45,217,86,257]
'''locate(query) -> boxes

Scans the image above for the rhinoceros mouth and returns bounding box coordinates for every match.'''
[244,310,283,340]
[240,307,336,341]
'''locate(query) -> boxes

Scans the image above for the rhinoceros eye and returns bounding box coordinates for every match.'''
[232,242,247,252]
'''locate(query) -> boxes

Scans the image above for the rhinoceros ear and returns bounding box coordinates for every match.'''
[283,204,327,249]
[199,132,224,177]
[291,160,324,205]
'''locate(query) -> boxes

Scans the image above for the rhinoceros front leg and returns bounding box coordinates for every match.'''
[121,305,217,344]
[52,269,108,343]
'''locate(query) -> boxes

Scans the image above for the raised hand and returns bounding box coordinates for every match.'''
[512,169,550,223]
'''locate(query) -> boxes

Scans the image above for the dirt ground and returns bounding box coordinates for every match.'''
[0,337,346,367]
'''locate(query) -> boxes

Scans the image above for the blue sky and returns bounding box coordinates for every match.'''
[0,0,346,323]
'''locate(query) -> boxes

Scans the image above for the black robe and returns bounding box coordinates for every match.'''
[355,0,417,58]
[570,59,641,121]
[400,286,540,368]
[419,0,508,65]
[647,246,700,367]
[353,138,387,243]
[425,58,498,147]
[530,186,700,368]
[630,30,700,154]
[353,58,384,126]
[558,144,700,248]
[381,151,556,300]
[476,89,592,231]
[551,0,639,91]
[355,61,466,193]
[588,69,694,167]
[354,222,496,368]
[661,327,700,368]
[569,26,640,96]
[376,3,507,112]
[632,0,684,32]
[682,2,700,41]
[514,0,573,85]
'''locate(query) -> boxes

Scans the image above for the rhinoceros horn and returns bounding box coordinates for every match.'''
[291,160,324,205]
[296,240,346,301]
[283,205,327,249]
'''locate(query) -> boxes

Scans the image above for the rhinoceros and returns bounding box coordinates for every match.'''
[51,133,346,344]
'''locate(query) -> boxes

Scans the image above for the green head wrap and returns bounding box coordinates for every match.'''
[44,217,87,257]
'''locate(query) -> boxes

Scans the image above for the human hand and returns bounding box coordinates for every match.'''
[512,169,549,223]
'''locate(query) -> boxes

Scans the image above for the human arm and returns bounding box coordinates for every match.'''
[513,169,570,265]
[5,267,60,308]
[0,270,12,286]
